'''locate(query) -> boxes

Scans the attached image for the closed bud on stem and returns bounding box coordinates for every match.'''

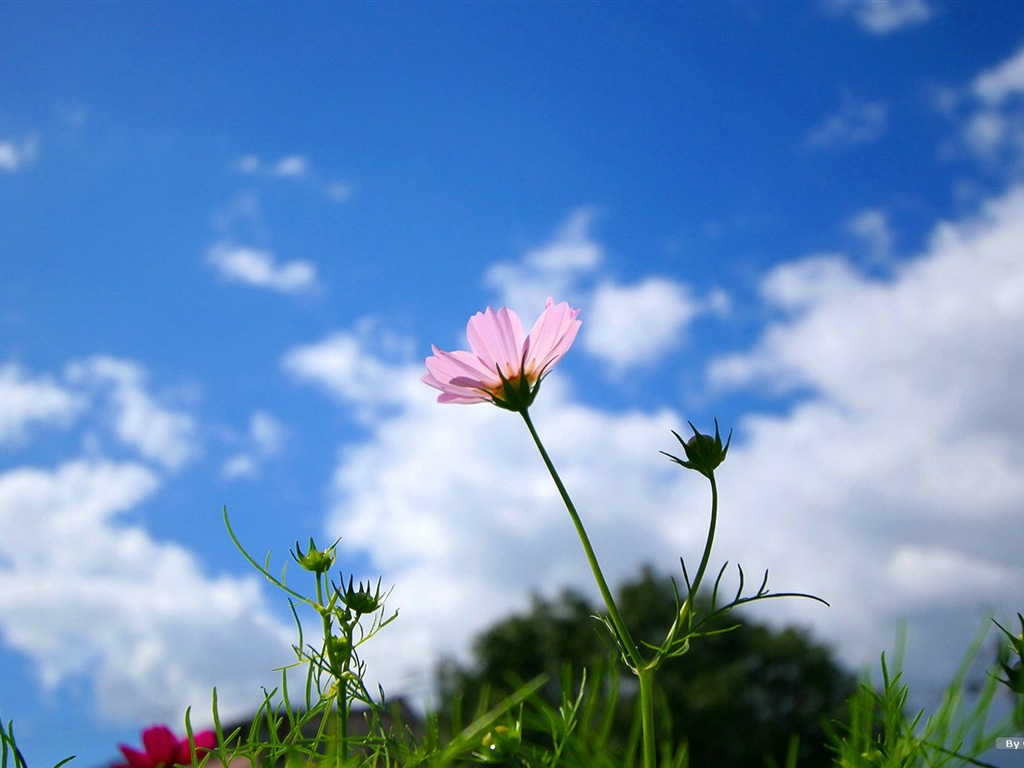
[995,613,1024,695]
[292,537,336,574]
[662,418,732,478]
[325,634,352,675]
[339,575,384,615]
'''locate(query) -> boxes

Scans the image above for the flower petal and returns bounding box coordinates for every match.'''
[466,306,526,377]
[141,726,178,764]
[423,347,501,402]
[423,298,580,407]
[116,746,155,768]
[174,730,217,763]
[193,730,217,750]
[524,298,581,377]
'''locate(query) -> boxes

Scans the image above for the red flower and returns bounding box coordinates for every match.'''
[114,725,216,768]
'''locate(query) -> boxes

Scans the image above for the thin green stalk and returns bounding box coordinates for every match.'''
[686,473,718,601]
[315,572,347,767]
[520,408,655,768]
[637,668,656,768]
[519,409,642,670]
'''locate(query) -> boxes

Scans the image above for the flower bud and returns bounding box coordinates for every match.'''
[325,634,352,673]
[293,537,336,574]
[995,613,1024,695]
[662,419,732,478]
[340,575,384,615]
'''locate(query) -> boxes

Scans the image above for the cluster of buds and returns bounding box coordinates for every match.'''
[290,537,392,691]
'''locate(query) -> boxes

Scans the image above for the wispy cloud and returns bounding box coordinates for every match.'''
[65,356,198,472]
[485,208,603,313]
[485,210,728,374]
[0,134,39,173]
[956,44,1024,169]
[283,321,420,422]
[847,208,894,262]
[826,0,933,35]
[236,153,308,178]
[972,46,1024,106]
[0,364,85,444]
[234,153,351,201]
[806,96,888,149]
[206,242,320,294]
[222,410,286,480]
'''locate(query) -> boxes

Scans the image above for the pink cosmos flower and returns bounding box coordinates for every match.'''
[114,725,216,768]
[423,297,581,411]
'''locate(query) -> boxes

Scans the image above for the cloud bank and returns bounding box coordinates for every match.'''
[284,183,1024,703]
[0,359,292,724]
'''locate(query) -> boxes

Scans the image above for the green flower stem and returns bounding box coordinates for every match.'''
[519,409,642,668]
[520,408,656,768]
[654,472,717,667]
[687,472,718,603]
[637,667,656,768]
[316,573,348,767]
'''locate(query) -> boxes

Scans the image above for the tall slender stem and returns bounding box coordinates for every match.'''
[520,415,655,768]
[637,668,656,768]
[519,409,642,670]
[687,472,718,601]
[520,408,655,768]
[317,573,347,766]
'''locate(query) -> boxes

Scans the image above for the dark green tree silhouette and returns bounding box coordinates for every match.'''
[437,566,855,767]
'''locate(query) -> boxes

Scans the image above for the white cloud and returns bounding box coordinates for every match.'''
[703,183,1024,678]
[847,208,894,261]
[583,278,720,371]
[235,153,309,178]
[482,209,733,375]
[0,459,291,723]
[0,358,295,724]
[972,46,1024,107]
[65,356,197,472]
[326,181,353,202]
[206,242,320,294]
[483,210,733,376]
[0,134,39,173]
[827,0,932,35]
[221,411,286,480]
[273,154,309,178]
[0,364,84,444]
[885,546,1020,604]
[958,45,1024,167]
[222,453,259,480]
[250,411,284,455]
[806,97,888,148]
[295,183,1024,707]
[282,322,421,422]
[485,208,603,313]
[235,154,261,174]
[232,153,349,201]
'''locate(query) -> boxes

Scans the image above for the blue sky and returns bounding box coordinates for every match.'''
[3,0,1024,764]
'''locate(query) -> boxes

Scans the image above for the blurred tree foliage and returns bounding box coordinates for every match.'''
[436,566,855,767]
